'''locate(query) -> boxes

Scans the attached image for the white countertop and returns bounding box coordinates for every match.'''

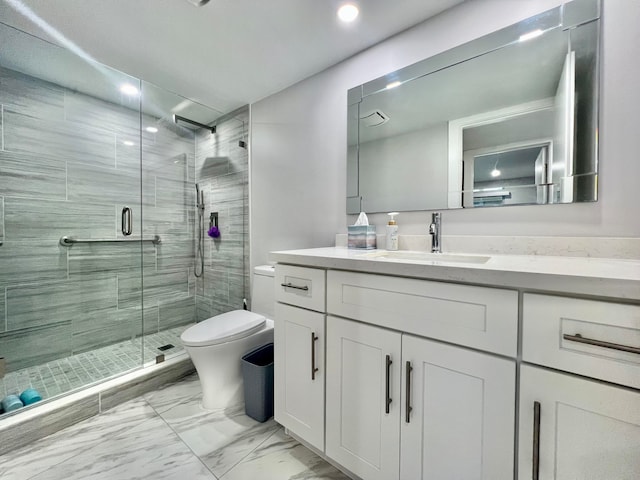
[269,247,640,300]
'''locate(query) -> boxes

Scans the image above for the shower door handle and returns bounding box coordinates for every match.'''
[121,207,133,236]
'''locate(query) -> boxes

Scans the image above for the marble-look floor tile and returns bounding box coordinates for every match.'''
[159,397,280,478]
[220,428,351,480]
[28,410,216,480]
[143,372,202,413]
[0,397,156,480]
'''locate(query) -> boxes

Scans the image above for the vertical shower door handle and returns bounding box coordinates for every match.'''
[121,207,132,236]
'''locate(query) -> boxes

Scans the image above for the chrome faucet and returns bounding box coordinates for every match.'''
[428,212,441,253]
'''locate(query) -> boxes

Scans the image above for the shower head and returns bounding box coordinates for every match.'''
[173,114,216,134]
[195,184,205,210]
[186,0,210,6]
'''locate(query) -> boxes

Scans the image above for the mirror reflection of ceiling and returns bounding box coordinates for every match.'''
[474,147,542,183]
[356,28,567,145]
[0,21,223,125]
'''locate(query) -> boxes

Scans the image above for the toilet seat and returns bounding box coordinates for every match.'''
[180,310,266,347]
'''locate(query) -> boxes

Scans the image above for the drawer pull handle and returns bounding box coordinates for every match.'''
[563,333,640,355]
[311,332,319,380]
[533,401,541,480]
[385,355,392,414]
[405,361,413,423]
[281,282,309,291]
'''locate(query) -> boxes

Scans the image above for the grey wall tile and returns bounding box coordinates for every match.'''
[3,109,116,168]
[64,90,139,135]
[0,321,72,371]
[118,268,189,309]
[195,296,212,321]
[115,305,157,337]
[6,277,117,331]
[0,241,67,288]
[0,196,4,245]
[68,242,155,276]
[67,162,155,207]
[228,273,247,308]
[0,287,5,333]
[0,151,66,200]
[158,297,196,330]
[72,307,136,354]
[156,233,195,271]
[4,198,115,242]
[210,172,247,204]
[0,67,65,120]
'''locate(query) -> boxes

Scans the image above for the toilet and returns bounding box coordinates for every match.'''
[181,265,275,409]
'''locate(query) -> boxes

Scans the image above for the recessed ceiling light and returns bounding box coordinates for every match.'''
[519,29,543,42]
[146,126,159,133]
[490,168,501,177]
[120,83,139,96]
[338,3,359,23]
[123,140,135,146]
[386,81,402,90]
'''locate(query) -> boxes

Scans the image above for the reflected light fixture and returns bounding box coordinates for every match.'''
[146,126,159,133]
[386,81,402,90]
[490,158,501,177]
[120,83,139,96]
[123,140,135,146]
[338,3,359,23]
[519,29,543,42]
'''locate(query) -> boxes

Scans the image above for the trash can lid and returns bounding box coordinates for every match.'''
[181,310,266,347]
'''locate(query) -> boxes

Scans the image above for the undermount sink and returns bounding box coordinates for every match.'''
[358,250,491,264]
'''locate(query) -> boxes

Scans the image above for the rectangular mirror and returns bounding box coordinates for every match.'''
[347,0,599,214]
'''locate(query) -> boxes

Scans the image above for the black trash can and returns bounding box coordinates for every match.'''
[241,343,274,422]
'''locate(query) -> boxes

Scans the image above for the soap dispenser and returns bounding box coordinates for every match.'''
[386,212,399,251]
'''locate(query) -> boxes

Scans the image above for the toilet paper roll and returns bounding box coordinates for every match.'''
[20,388,42,406]
[1,394,24,412]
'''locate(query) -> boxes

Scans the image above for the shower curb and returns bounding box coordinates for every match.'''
[0,354,194,458]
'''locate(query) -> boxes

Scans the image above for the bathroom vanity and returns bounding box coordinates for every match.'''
[271,247,640,480]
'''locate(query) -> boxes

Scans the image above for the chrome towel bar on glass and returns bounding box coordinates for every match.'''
[59,235,161,247]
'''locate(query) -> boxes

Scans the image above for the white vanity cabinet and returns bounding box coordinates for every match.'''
[518,365,640,480]
[271,247,640,480]
[325,317,401,480]
[519,293,640,479]
[401,334,515,480]
[324,270,518,480]
[274,265,326,451]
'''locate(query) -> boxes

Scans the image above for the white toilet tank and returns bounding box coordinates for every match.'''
[252,265,275,319]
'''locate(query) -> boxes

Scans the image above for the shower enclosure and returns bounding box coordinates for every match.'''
[0,21,250,418]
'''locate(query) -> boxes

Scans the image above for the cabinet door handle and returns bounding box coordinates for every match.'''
[385,355,393,414]
[563,333,640,355]
[121,206,132,236]
[533,401,541,480]
[281,282,309,291]
[405,361,413,423]
[311,332,319,380]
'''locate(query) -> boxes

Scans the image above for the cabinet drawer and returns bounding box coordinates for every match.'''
[327,270,518,357]
[522,293,640,389]
[275,265,326,312]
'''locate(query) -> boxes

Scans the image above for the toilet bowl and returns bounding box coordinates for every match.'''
[181,265,275,410]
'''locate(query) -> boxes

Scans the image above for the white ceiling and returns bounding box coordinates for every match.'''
[0,0,465,116]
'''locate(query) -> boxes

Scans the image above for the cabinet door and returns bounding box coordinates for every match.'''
[274,302,325,451]
[326,316,402,480]
[401,335,515,480]
[519,365,640,480]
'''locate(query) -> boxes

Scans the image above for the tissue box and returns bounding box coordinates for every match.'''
[348,225,377,249]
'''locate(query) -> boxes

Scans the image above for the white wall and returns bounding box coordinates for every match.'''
[250,0,640,267]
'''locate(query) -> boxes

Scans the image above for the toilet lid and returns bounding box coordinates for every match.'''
[181,310,266,347]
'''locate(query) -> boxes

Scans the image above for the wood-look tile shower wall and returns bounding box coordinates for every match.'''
[0,66,251,373]
[194,110,249,320]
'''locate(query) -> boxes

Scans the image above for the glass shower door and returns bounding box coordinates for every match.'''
[0,23,145,413]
